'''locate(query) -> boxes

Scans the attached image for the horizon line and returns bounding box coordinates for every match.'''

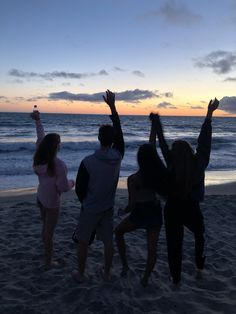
[0,110,234,118]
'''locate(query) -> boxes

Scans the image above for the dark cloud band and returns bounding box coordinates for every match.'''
[49,89,162,102]
[220,96,236,114]
[194,51,236,74]
[8,69,108,80]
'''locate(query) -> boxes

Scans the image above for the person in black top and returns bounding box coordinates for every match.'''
[152,98,219,284]
[115,115,167,287]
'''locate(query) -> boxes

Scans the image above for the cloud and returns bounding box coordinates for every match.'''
[12,79,24,84]
[156,101,177,109]
[114,66,145,77]
[132,70,145,77]
[0,96,7,99]
[194,51,236,74]
[98,70,108,76]
[224,77,236,82]
[49,89,161,103]
[27,96,45,102]
[114,66,126,72]
[8,69,109,80]
[141,1,201,26]
[117,89,158,101]
[220,96,236,114]
[161,92,173,98]
[190,105,204,109]
[49,92,104,102]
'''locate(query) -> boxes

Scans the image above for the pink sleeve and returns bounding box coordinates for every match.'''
[55,159,73,193]
[35,120,45,148]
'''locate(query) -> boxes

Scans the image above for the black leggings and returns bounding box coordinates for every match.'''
[164,199,205,283]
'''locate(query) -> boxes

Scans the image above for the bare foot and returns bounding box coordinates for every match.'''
[100,269,112,283]
[196,269,204,280]
[44,260,64,271]
[72,270,86,283]
[140,275,149,287]
[120,266,130,277]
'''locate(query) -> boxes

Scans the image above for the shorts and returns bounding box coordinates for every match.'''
[37,198,58,211]
[129,200,163,229]
[75,208,114,245]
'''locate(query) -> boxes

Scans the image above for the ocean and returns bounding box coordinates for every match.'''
[0,112,235,191]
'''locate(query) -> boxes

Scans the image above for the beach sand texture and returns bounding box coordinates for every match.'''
[0,189,235,314]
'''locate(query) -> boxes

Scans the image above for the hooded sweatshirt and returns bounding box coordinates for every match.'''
[75,113,124,213]
[34,120,73,208]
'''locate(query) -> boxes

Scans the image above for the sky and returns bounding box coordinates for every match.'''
[0,0,236,116]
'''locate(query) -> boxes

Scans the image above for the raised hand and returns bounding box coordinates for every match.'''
[149,112,163,132]
[30,110,40,121]
[68,179,75,189]
[206,98,219,119]
[103,89,116,114]
[149,112,160,123]
[208,98,219,112]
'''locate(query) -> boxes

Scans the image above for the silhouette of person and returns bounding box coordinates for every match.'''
[115,114,167,287]
[31,110,74,270]
[152,98,219,284]
[73,90,124,283]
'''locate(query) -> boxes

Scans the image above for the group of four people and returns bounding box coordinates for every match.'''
[31,90,219,286]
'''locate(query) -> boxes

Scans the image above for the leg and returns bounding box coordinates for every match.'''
[77,240,88,277]
[38,200,46,242]
[184,202,205,270]
[164,203,184,284]
[103,241,113,281]
[74,210,103,282]
[141,228,160,287]
[115,216,137,276]
[43,208,59,270]
[194,233,205,270]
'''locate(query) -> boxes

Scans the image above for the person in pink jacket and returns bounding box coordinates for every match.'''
[31,110,74,270]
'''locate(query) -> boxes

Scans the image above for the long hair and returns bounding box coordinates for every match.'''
[137,144,167,196]
[33,133,60,176]
[171,140,196,199]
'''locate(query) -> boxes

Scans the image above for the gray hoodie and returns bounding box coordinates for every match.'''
[80,148,122,213]
[75,112,124,213]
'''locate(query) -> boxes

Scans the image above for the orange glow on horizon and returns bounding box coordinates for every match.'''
[0,99,235,117]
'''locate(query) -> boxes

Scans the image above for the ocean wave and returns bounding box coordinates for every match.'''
[0,141,98,154]
[0,137,235,154]
[0,162,235,177]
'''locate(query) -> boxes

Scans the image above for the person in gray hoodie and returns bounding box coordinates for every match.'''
[74,90,124,283]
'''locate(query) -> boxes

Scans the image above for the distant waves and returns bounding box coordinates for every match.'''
[0,113,236,190]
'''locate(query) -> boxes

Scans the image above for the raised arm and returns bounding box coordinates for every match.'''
[149,113,157,147]
[31,110,45,147]
[103,90,125,158]
[196,98,219,169]
[150,113,172,167]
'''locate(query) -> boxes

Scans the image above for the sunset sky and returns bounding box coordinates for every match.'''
[1,0,236,116]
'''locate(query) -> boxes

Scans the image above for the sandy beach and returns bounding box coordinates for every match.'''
[0,184,235,314]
